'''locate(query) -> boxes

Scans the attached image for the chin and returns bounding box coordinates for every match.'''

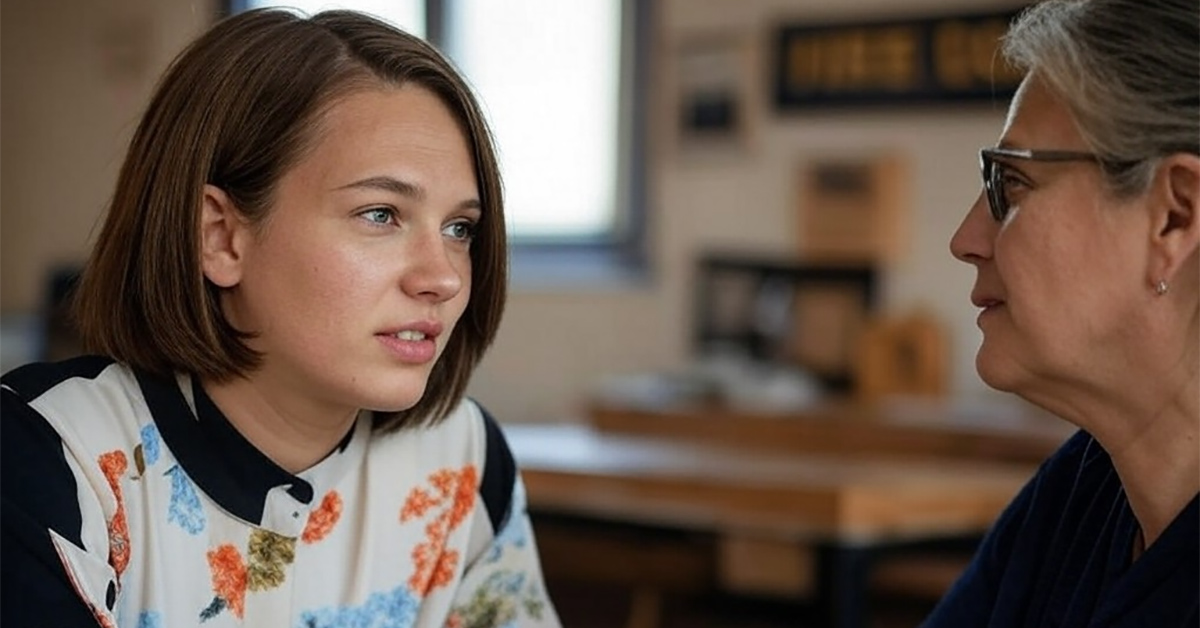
[374,393,427,413]
[354,381,429,413]
[975,346,1024,394]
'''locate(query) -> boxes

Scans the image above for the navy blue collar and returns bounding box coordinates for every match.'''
[134,370,323,525]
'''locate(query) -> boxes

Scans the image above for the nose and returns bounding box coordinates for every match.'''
[400,231,465,303]
[949,191,996,266]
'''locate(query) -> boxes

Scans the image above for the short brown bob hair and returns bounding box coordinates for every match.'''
[72,9,507,433]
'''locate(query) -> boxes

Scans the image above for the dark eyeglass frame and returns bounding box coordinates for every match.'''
[979,147,1100,221]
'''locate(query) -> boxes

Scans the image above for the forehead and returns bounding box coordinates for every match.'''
[312,84,463,148]
[287,84,474,183]
[1000,74,1088,150]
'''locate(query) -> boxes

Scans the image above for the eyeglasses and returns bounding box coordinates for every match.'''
[979,147,1100,222]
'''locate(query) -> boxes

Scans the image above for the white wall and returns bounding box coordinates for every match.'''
[1,0,1020,423]
[1,0,215,309]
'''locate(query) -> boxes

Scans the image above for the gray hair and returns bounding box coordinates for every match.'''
[1002,0,1199,197]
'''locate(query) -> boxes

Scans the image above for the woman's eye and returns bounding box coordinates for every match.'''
[360,207,396,226]
[998,167,1028,194]
[443,221,477,242]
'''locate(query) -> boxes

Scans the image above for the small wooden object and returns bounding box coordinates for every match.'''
[798,153,909,263]
[855,309,949,400]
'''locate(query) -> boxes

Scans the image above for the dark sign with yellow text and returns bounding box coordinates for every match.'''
[774,7,1026,110]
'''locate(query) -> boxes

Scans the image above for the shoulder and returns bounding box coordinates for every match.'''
[920,429,1100,625]
[433,399,518,533]
[3,356,147,457]
[2,356,152,538]
[983,429,1105,537]
[979,428,1111,567]
[1,355,137,458]
[2,356,145,427]
[474,402,518,534]
[1027,428,1108,497]
[369,398,519,533]
[2,355,119,401]
[1,358,130,568]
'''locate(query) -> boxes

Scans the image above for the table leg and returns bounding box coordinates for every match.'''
[817,544,874,628]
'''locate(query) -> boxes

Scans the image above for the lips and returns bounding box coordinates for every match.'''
[970,289,1005,309]
[379,320,443,341]
[376,321,443,364]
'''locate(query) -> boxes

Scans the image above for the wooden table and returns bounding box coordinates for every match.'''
[588,395,1073,464]
[508,423,1041,628]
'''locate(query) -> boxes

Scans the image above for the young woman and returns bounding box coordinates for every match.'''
[1,9,560,627]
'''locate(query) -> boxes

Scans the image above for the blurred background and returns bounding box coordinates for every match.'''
[2,1,1070,626]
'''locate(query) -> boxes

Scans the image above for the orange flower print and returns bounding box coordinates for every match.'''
[401,466,477,596]
[97,451,130,579]
[428,548,458,591]
[302,491,343,544]
[410,542,460,596]
[448,467,477,529]
[429,469,457,498]
[205,544,247,619]
[401,488,437,521]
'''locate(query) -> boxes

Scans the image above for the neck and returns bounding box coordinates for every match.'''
[200,375,360,474]
[1052,368,1198,549]
[1019,332,1199,549]
[1105,379,1200,548]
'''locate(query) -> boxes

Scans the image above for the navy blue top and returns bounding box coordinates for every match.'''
[921,430,1199,628]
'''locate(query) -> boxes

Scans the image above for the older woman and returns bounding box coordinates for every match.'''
[926,0,1199,625]
[1,9,559,627]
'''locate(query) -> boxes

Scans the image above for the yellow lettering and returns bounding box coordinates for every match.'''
[784,14,1021,96]
[870,27,918,89]
[788,37,823,87]
[934,21,973,89]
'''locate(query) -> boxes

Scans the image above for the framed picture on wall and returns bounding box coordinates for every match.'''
[673,34,754,156]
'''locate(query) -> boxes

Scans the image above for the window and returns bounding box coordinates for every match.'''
[228,0,649,283]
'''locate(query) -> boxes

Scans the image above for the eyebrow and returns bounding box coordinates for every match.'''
[336,175,425,200]
[336,175,482,212]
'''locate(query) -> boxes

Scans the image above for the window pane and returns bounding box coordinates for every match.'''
[448,1,622,240]
[240,0,425,37]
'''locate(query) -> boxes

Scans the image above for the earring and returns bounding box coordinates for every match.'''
[1155,279,1169,296]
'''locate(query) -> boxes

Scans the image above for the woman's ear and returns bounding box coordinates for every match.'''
[200,184,250,288]
[1148,153,1200,285]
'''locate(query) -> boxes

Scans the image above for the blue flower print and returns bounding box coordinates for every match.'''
[140,423,162,465]
[490,571,527,598]
[485,510,530,564]
[298,586,419,628]
[136,611,163,628]
[166,465,206,534]
[450,571,536,628]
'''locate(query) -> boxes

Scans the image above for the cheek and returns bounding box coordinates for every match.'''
[280,249,389,329]
[311,255,378,300]
[451,257,473,317]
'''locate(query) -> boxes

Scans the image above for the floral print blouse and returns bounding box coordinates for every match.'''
[0,356,561,628]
